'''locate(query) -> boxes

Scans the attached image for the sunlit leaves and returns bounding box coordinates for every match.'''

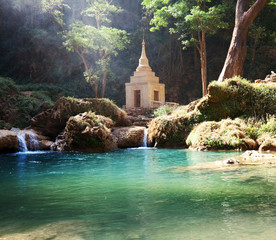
[64,21,129,56]
[83,0,119,24]
[98,27,129,55]
[185,5,228,34]
[41,0,70,28]
[64,21,97,53]
[143,0,228,47]
[41,0,129,96]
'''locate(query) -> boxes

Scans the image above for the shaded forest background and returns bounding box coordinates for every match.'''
[0,0,275,107]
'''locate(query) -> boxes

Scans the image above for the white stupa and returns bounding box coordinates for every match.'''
[125,39,165,109]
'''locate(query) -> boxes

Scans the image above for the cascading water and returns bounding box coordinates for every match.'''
[17,133,28,152]
[141,128,148,147]
[17,132,40,152]
[29,133,39,151]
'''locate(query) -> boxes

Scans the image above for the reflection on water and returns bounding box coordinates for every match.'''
[0,149,275,240]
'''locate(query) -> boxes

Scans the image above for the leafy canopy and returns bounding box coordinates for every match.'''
[64,21,128,56]
[142,0,228,48]
[41,0,129,95]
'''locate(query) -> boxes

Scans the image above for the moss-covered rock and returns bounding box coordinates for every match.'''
[31,97,130,139]
[201,77,276,120]
[148,115,194,148]
[148,77,276,148]
[186,118,257,151]
[51,112,117,152]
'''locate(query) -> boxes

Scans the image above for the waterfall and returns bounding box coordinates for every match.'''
[29,133,39,151]
[17,132,40,152]
[141,128,148,147]
[17,133,28,152]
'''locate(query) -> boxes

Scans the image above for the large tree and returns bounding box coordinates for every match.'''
[142,0,228,96]
[218,0,269,82]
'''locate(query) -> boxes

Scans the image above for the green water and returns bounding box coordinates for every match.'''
[0,149,275,240]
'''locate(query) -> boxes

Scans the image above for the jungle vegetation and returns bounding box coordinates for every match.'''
[0,0,275,105]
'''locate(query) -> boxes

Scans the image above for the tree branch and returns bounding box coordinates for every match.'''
[244,0,269,25]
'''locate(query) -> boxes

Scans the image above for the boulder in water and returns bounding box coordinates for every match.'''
[112,126,146,148]
[51,112,117,152]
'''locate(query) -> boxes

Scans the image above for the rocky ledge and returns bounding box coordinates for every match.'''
[0,129,53,153]
[51,112,147,152]
[112,126,146,148]
[31,97,130,140]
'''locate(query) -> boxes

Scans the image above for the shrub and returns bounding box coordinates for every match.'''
[154,105,178,117]
[260,115,276,135]
[0,77,18,98]
[18,83,73,101]
[186,118,257,150]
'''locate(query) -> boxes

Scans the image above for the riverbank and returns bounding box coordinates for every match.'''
[148,76,276,151]
[0,76,275,154]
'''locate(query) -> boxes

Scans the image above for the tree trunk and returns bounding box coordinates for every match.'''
[197,31,208,96]
[101,61,107,98]
[77,50,98,97]
[218,22,249,81]
[95,10,109,99]
[218,0,269,82]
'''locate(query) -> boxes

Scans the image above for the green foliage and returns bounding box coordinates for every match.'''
[65,21,129,56]
[0,77,19,98]
[243,115,276,141]
[186,119,252,150]
[260,115,276,135]
[18,83,73,101]
[143,0,229,96]
[0,77,59,128]
[82,0,118,24]
[48,97,129,127]
[154,104,178,117]
[203,77,276,120]
[186,115,276,150]
[149,77,276,148]
[0,120,12,129]
[41,0,69,29]
[142,0,228,48]
[41,0,129,97]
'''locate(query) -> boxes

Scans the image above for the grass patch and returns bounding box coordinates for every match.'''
[154,105,179,117]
